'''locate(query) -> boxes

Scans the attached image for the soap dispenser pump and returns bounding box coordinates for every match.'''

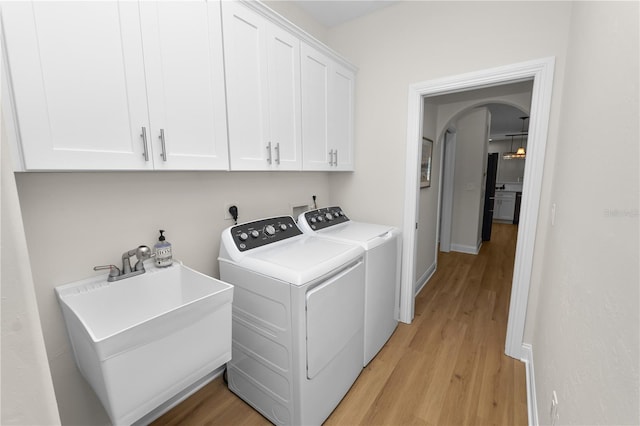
[154,230,173,267]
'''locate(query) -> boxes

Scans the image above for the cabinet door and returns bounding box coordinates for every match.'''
[301,42,355,171]
[301,43,331,170]
[501,197,516,220]
[266,24,302,170]
[141,1,229,170]
[494,194,516,220]
[2,2,152,170]
[329,64,355,171]
[222,2,271,170]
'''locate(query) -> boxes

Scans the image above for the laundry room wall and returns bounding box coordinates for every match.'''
[325,1,572,233]
[528,2,639,423]
[15,170,330,425]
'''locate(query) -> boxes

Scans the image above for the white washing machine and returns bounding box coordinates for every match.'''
[298,206,401,366]
[218,215,365,425]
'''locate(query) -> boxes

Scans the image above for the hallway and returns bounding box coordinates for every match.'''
[154,223,527,425]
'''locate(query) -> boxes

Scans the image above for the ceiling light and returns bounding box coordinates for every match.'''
[503,116,528,160]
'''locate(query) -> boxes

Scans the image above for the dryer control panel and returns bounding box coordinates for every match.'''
[303,206,350,231]
[230,216,302,252]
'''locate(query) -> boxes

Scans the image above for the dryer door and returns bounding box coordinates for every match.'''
[305,260,364,379]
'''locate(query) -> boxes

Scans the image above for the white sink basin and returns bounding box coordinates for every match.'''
[56,261,233,425]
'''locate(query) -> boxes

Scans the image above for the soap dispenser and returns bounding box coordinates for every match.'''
[154,230,173,267]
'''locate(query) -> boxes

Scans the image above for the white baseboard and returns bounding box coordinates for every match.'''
[521,343,538,426]
[450,242,481,255]
[415,261,437,295]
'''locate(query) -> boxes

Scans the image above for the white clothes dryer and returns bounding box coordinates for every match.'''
[218,215,365,425]
[298,206,401,366]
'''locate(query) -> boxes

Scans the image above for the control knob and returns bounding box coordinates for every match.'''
[310,217,317,224]
[265,225,276,236]
[317,216,324,222]
[325,213,333,221]
[250,230,260,238]
[239,232,248,241]
[279,224,288,231]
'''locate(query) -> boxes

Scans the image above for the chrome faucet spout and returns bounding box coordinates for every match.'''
[95,245,152,282]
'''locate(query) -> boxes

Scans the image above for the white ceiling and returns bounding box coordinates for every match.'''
[293,0,399,27]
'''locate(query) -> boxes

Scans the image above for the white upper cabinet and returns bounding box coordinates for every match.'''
[222,1,301,170]
[140,1,229,170]
[300,44,330,170]
[328,63,355,171]
[2,2,152,170]
[301,43,355,171]
[2,0,354,173]
[2,1,229,171]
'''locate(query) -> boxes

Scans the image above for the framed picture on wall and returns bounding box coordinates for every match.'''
[421,137,433,188]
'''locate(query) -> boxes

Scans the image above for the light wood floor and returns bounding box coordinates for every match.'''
[153,223,527,426]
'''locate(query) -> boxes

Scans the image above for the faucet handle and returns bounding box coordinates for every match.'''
[94,264,121,279]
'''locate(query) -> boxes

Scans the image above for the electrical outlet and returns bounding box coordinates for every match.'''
[550,390,559,426]
[224,202,238,220]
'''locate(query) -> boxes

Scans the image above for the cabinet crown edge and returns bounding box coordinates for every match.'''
[239,0,358,74]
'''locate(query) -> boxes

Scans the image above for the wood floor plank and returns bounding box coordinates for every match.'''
[153,224,527,426]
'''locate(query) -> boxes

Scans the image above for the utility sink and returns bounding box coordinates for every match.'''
[55,261,233,425]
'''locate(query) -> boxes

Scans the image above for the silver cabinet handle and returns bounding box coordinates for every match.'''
[159,128,167,162]
[329,149,334,166]
[334,149,338,167]
[141,127,149,161]
[275,142,280,165]
[266,142,272,165]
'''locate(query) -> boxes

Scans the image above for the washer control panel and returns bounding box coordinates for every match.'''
[303,206,349,231]
[231,216,302,252]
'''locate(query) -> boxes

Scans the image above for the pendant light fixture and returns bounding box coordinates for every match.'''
[503,116,528,160]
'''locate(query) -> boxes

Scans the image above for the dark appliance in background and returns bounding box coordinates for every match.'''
[482,153,499,241]
[513,192,522,225]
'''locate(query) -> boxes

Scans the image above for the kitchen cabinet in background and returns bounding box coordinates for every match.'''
[493,192,517,221]
[3,1,229,171]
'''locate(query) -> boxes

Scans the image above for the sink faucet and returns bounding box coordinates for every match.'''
[94,245,153,282]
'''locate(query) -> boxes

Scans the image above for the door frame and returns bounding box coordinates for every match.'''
[438,130,456,252]
[400,57,555,360]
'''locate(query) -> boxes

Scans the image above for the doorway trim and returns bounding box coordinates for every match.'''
[439,130,456,253]
[400,57,555,360]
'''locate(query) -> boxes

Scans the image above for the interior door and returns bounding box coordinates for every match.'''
[482,153,499,241]
[306,260,364,379]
